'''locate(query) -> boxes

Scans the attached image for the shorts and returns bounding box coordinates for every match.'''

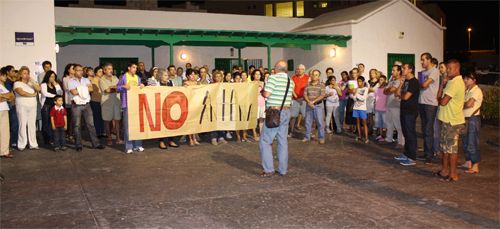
[257,106,266,119]
[101,101,122,121]
[353,110,367,120]
[440,122,465,154]
[291,99,306,117]
[374,111,386,128]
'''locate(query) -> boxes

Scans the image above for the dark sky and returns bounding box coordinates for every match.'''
[434,1,499,52]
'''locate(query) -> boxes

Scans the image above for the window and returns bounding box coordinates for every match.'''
[94,0,126,6]
[54,0,79,7]
[296,1,304,17]
[276,2,293,17]
[265,3,273,16]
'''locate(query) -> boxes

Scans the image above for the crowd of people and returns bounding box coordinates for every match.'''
[0,52,483,182]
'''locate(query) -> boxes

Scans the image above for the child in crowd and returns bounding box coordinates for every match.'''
[374,75,388,142]
[352,76,369,143]
[183,69,201,146]
[367,69,380,135]
[50,96,67,151]
[325,76,343,134]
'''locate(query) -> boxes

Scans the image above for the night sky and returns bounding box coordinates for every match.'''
[434,1,499,53]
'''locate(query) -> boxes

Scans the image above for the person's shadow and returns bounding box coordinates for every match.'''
[210,151,261,175]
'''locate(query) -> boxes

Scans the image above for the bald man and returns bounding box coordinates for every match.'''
[259,60,295,177]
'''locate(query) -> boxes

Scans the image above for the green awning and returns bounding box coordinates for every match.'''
[55,26,351,50]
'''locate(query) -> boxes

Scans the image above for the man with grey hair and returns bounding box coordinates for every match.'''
[289,64,309,137]
[259,60,295,177]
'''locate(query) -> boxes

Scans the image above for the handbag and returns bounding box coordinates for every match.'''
[265,76,290,128]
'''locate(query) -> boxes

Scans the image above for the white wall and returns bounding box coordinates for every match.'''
[57,45,283,74]
[0,0,56,77]
[283,25,353,82]
[55,7,311,32]
[351,0,444,76]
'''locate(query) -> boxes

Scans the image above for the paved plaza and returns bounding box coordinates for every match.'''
[1,125,499,228]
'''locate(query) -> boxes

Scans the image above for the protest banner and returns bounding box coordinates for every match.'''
[127,82,259,140]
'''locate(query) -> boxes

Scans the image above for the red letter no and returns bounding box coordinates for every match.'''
[162,91,188,129]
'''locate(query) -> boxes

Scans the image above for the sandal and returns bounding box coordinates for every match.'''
[465,169,479,174]
[433,171,448,178]
[442,176,459,182]
[1,154,13,159]
[259,171,274,178]
[364,139,369,144]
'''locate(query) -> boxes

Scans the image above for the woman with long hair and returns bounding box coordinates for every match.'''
[40,70,63,145]
[14,66,41,150]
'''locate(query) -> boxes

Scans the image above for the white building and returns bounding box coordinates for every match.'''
[1,0,444,80]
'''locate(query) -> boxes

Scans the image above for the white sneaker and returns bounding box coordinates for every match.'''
[211,138,218,146]
[126,149,133,154]
[226,132,233,139]
[134,147,145,152]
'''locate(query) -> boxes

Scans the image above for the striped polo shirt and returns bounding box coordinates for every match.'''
[264,72,295,108]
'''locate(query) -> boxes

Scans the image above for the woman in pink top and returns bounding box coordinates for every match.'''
[253,70,265,139]
[374,75,388,142]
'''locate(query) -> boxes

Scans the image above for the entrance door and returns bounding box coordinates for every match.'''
[387,53,415,79]
[99,57,139,76]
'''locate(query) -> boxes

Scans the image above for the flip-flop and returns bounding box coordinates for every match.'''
[465,169,479,174]
[259,171,274,178]
[433,171,448,178]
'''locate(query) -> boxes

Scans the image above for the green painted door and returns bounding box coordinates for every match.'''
[99,57,138,76]
[215,58,239,73]
[387,53,415,79]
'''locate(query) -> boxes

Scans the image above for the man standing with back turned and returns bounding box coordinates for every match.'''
[259,60,295,177]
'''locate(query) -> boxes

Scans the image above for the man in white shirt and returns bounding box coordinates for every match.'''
[68,64,104,151]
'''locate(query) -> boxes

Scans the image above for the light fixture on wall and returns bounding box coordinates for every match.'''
[55,43,60,54]
[330,48,336,57]
[180,52,188,60]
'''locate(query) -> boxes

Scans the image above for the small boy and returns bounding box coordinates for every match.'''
[50,95,67,151]
[352,76,369,143]
[374,75,388,142]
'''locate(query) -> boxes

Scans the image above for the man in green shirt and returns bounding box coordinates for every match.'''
[259,60,295,177]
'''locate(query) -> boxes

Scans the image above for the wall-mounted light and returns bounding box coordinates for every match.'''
[330,48,336,57]
[55,43,60,54]
[180,52,188,60]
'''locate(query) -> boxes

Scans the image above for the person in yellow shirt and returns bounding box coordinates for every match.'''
[434,59,466,182]
[460,72,483,174]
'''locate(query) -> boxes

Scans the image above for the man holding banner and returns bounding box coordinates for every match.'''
[259,60,295,177]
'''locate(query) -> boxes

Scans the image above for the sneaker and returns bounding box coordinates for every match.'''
[134,147,145,152]
[211,138,218,146]
[375,135,383,141]
[126,149,133,154]
[60,146,67,151]
[301,138,309,143]
[179,136,187,143]
[218,138,228,144]
[53,147,60,152]
[326,129,333,134]
[288,133,292,138]
[394,153,408,161]
[400,158,416,166]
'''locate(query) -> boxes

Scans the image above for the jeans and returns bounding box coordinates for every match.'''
[418,104,438,158]
[305,104,325,140]
[8,105,18,146]
[401,113,418,160]
[41,104,54,144]
[432,117,440,153]
[462,116,481,163]
[326,104,341,132]
[72,103,100,148]
[123,108,142,151]
[53,127,66,148]
[90,101,104,136]
[259,109,291,175]
[338,99,348,127]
